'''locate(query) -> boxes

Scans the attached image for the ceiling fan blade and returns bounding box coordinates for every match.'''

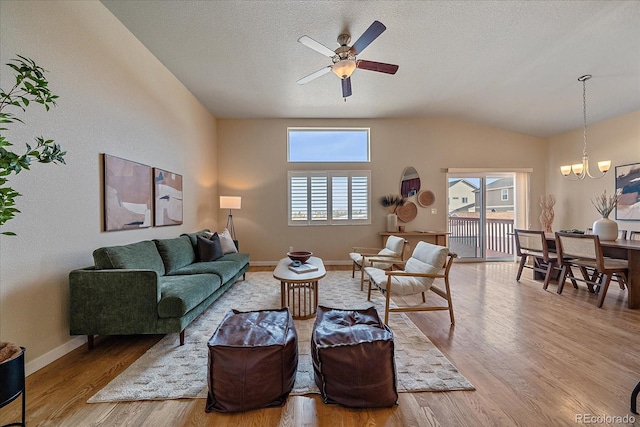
[356,60,399,75]
[297,66,332,84]
[342,77,352,98]
[350,21,386,55]
[298,36,336,58]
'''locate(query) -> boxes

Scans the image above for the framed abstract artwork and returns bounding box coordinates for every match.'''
[615,162,640,221]
[103,154,152,231]
[153,168,183,226]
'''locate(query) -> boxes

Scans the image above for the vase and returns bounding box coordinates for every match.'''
[386,213,398,232]
[592,217,618,241]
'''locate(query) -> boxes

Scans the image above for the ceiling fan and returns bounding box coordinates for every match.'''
[297,20,399,99]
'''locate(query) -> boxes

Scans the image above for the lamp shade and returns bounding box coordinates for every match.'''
[332,59,356,79]
[220,196,241,210]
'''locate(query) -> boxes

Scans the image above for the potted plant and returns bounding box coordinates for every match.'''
[591,189,620,240]
[0,55,66,236]
[379,194,406,232]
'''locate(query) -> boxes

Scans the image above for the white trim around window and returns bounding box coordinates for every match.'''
[288,170,371,226]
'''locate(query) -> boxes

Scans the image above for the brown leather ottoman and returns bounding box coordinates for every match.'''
[206,308,298,413]
[311,305,397,408]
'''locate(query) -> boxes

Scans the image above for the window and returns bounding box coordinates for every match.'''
[501,189,509,201]
[288,128,370,162]
[288,171,370,225]
[462,197,468,203]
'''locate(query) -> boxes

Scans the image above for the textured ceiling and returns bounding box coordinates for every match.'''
[101,0,640,137]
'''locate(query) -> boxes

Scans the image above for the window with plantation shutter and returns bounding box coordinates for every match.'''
[288,171,370,226]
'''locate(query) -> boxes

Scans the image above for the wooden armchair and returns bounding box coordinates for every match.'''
[364,241,457,324]
[349,235,408,290]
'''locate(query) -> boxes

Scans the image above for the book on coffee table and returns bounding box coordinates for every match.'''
[288,263,319,274]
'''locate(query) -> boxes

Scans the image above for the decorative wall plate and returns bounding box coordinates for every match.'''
[397,201,417,222]
[417,190,435,207]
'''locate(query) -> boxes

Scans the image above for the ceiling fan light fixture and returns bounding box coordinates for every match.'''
[332,59,356,79]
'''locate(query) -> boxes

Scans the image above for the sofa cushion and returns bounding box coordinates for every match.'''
[171,257,247,284]
[157,274,221,318]
[181,229,211,249]
[198,234,224,261]
[218,252,250,265]
[93,240,165,276]
[154,236,196,275]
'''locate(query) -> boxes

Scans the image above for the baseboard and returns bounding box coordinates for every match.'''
[26,335,86,376]
[250,260,351,267]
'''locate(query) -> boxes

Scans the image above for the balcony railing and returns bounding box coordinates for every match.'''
[448,216,515,258]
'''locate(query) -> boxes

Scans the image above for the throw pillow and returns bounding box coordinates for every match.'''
[219,228,238,254]
[197,234,224,262]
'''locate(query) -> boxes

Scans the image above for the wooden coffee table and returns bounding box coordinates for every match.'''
[273,256,326,319]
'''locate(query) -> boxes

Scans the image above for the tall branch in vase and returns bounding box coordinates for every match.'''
[539,194,556,232]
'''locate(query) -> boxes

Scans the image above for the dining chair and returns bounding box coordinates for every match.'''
[630,231,640,241]
[555,232,628,308]
[513,229,560,290]
[363,241,457,324]
[349,235,408,290]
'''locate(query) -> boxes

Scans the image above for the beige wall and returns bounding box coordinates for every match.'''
[0,1,218,371]
[547,110,640,233]
[218,118,548,264]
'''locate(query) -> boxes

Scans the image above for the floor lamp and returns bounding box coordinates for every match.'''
[219,196,241,240]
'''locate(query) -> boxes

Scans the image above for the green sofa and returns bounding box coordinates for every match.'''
[69,230,250,349]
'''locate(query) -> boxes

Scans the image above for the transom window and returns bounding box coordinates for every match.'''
[288,171,371,226]
[287,128,370,162]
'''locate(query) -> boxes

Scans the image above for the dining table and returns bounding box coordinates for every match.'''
[545,232,640,309]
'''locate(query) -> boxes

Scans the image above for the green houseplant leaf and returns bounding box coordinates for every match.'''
[0,56,66,235]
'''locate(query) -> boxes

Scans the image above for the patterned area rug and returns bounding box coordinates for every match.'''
[88,271,474,403]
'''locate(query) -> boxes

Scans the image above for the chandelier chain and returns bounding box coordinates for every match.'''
[582,77,588,157]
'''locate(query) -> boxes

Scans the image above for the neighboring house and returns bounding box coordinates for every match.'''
[484,177,514,213]
[448,179,478,214]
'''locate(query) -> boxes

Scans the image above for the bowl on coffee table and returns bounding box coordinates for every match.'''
[287,251,313,264]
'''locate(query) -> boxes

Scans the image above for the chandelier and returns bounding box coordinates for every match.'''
[560,75,611,180]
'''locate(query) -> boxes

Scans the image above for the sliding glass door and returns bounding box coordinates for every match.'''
[447,172,520,261]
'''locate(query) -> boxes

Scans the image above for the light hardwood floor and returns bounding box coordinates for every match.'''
[2,262,640,426]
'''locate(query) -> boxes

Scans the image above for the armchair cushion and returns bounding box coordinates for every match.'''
[385,235,405,255]
[349,248,398,269]
[410,241,449,269]
[366,242,448,296]
[350,235,406,269]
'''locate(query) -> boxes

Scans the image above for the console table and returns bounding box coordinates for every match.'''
[380,231,449,258]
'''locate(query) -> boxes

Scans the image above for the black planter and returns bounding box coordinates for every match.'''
[0,347,25,427]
